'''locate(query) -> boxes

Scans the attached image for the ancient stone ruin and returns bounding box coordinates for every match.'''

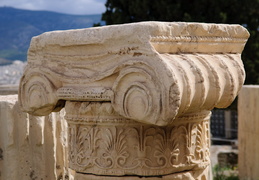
[16,22,249,179]
[238,85,259,179]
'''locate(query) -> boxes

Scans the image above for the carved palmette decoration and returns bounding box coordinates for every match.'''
[19,22,249,126]
[18,22,249,178]
[66,102,210,176]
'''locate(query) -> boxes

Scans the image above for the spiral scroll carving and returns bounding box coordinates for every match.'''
[19,71,60,116]
[112,64,180,126]
[111,53,245,125]
[18,22,249,179]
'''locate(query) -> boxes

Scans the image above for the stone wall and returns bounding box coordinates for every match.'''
[0,95,72,180]
[238,85,259,180]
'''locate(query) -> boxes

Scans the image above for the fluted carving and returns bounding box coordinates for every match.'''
[19,53,245,125]
[18,22,249,179]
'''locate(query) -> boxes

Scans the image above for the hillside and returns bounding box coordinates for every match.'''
[0,7,102,62]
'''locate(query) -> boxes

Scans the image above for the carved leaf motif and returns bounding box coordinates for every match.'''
[183,121,210,165]
[129,126,156,168]
[154,126,185,168]
[195,122,210,162]
[169,126,186,166]
[69,125,100,168]
[154,129,169,167]
[99,127,129,168]
[184,123,198,164]
[67,116,210,175]
[176,125,189,164]
[69,125,77,163]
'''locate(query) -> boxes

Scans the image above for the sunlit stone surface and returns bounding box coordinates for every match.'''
[19,22,249,179]
[0,95,70,180]
[238,85,259,180]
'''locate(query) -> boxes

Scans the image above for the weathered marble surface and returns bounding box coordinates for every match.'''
[19,22,249,126]
[0,85,18,95]
[0,95,71,180]
[74,166,210,180]
[66,101,211,176]
[18,22,249,179]
[238,85,259,180]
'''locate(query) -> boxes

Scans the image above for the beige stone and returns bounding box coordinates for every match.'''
[0,85,18,95]
[18,22,249,179]
[65,101,211,177]
[19,22,249,126]
[0,95,71,180]
[238,85,259,180]
[74,166,210,180]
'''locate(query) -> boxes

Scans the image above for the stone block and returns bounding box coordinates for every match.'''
[0,95,70,180]
[238,85,259,180]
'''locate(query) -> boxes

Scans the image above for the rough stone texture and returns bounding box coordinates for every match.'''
[66,101,211,177]
[238,85,259,180]
[0,95,71,180]
[18,22,249,179]
[74,166,210,180]
[0,85,18,95]
[19,22,249,125]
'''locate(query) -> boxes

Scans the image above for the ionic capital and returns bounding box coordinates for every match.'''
[19,22,249,126]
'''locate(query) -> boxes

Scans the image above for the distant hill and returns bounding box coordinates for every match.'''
[0,7,103,61]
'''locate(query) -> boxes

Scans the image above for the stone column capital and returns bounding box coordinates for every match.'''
[19,22,249,178]
[19,22,249,126]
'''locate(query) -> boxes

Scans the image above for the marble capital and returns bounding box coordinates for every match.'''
[18,22,249,178]
[19,22,249,126]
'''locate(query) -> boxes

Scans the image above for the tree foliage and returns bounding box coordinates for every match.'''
[102,0,259,84]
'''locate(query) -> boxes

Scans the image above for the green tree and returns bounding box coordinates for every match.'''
[102,0,259,84]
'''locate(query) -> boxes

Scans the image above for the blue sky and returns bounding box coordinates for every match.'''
[0,0,106,15]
